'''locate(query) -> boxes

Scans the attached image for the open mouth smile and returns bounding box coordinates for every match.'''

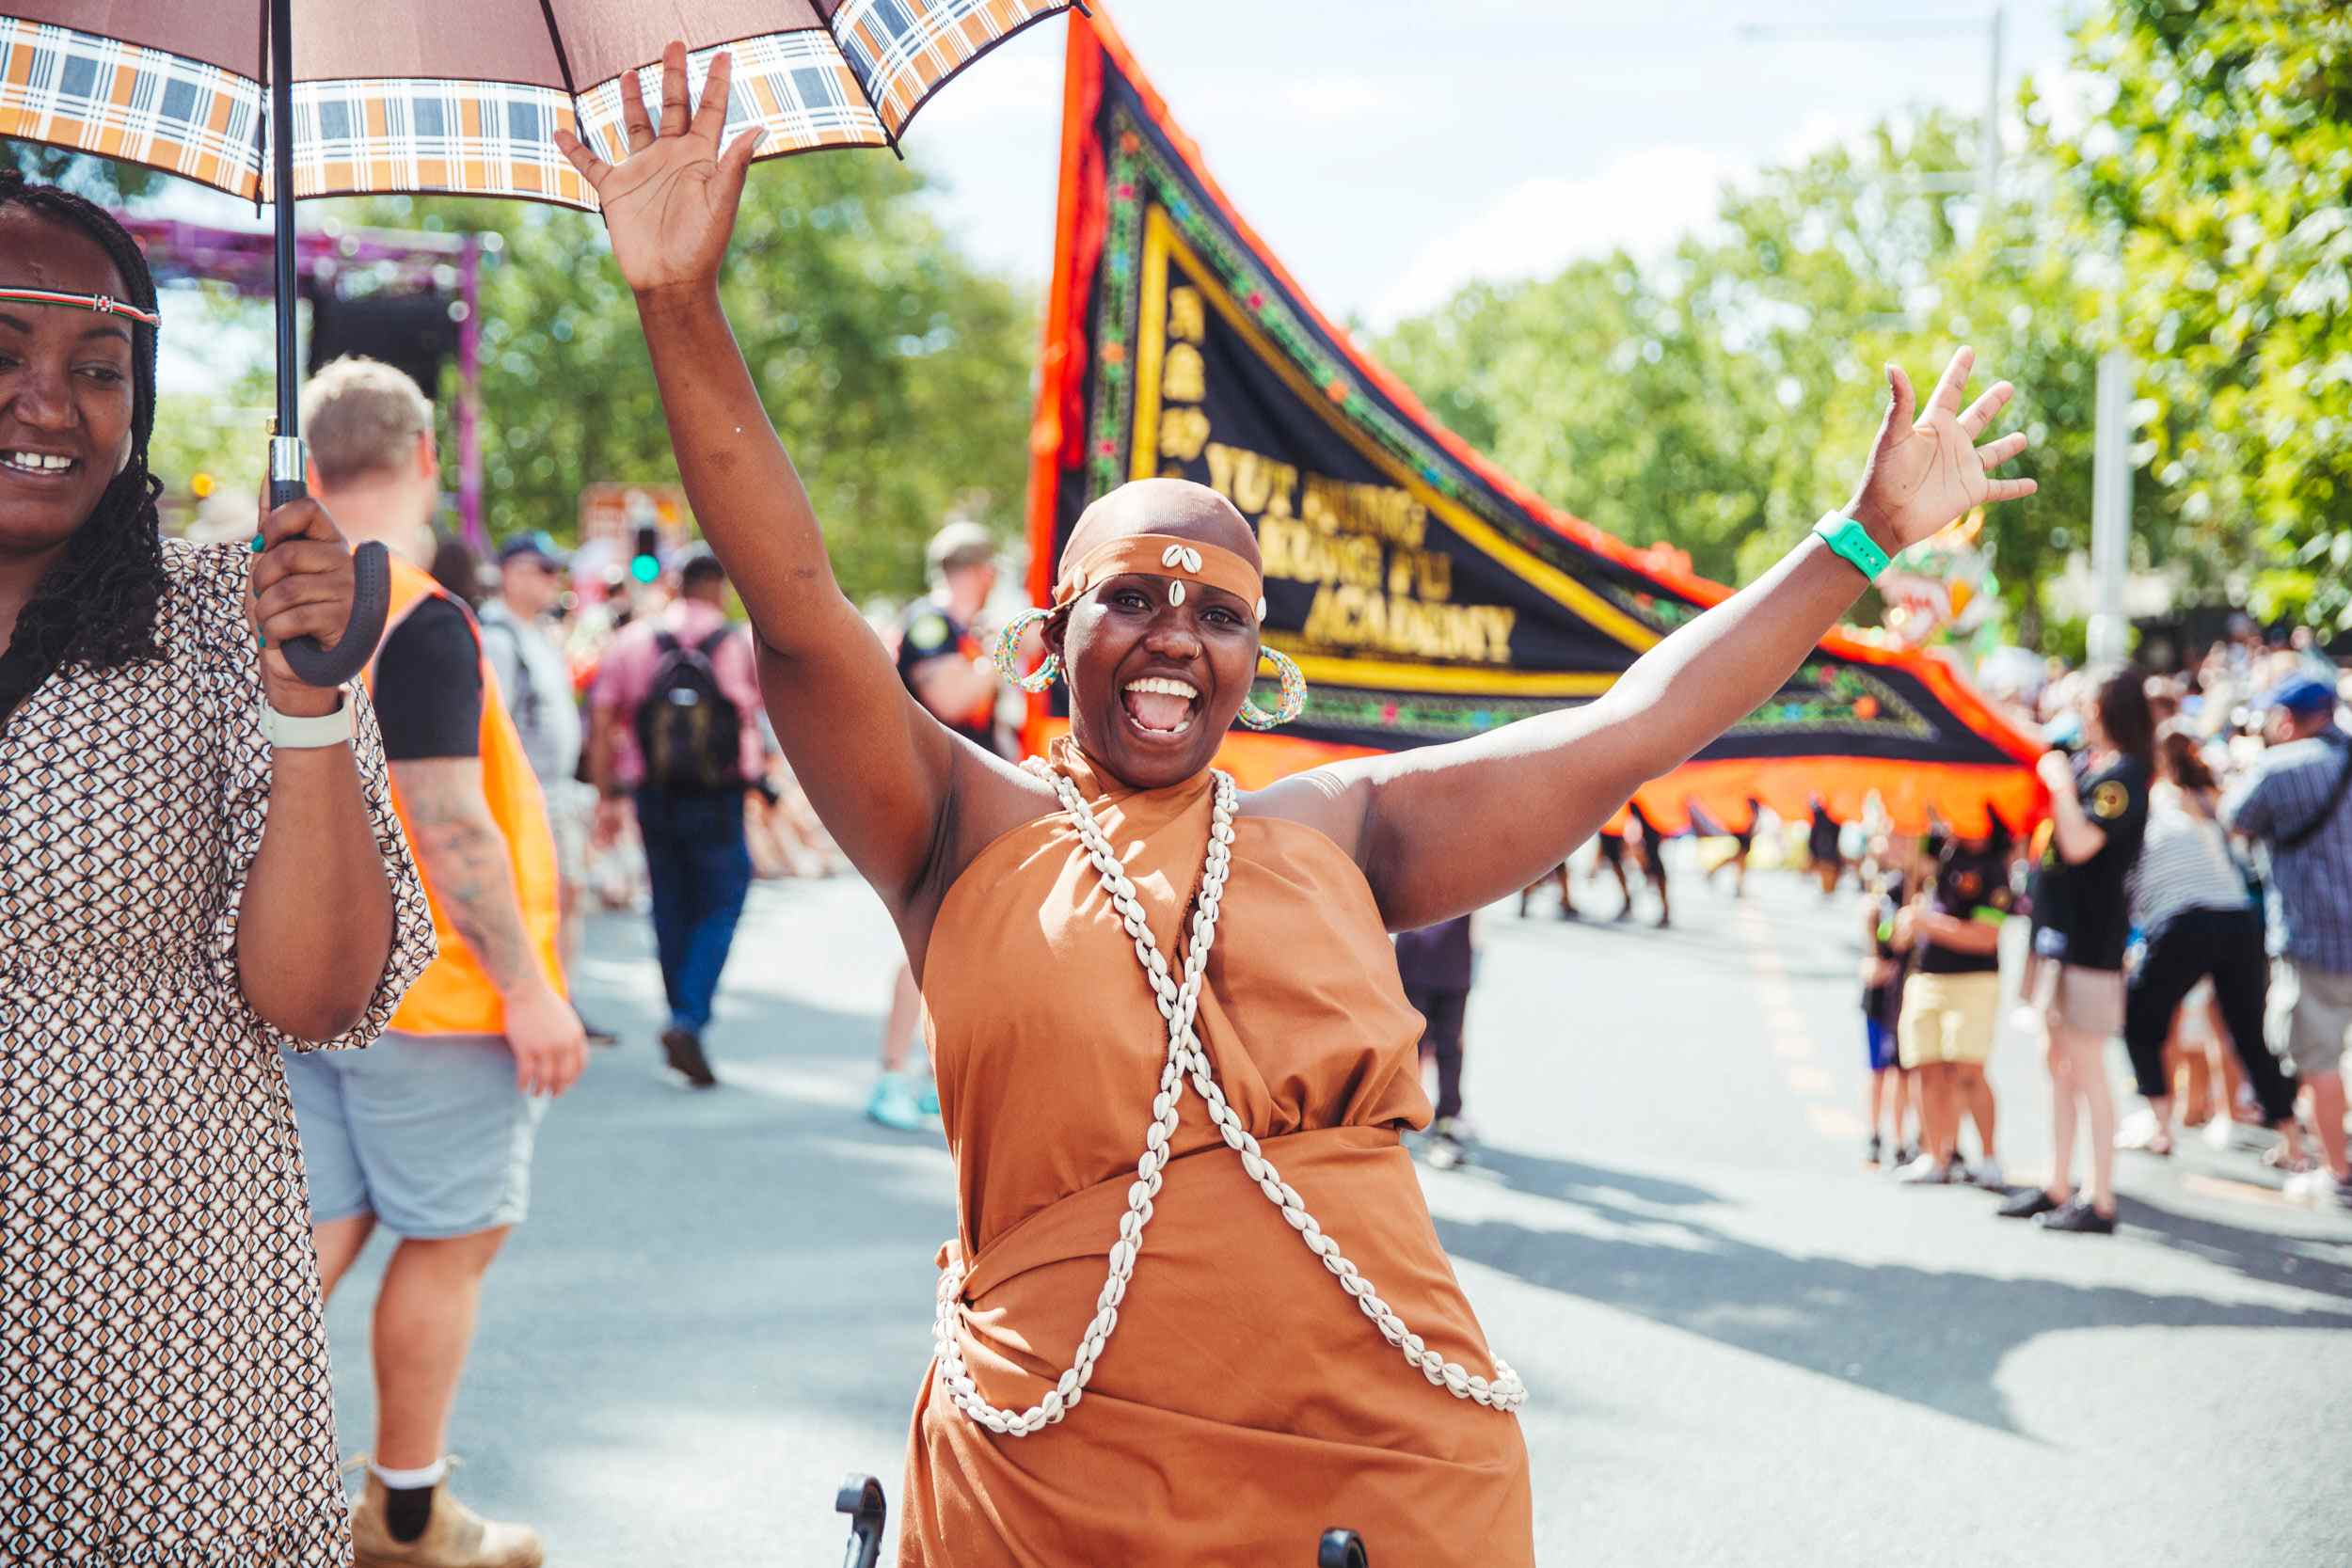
[1120,675,1201,738]
[1,451,79,478]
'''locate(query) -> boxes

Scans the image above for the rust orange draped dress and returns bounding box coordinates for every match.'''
[901,742,1534,1566]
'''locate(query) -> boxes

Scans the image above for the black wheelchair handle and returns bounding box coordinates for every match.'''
[1318,1528,1370,1568]
[835,1472,887,1568]
[266,473,390,689]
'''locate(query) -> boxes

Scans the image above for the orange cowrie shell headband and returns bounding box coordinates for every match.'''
[1050,532,1267,623]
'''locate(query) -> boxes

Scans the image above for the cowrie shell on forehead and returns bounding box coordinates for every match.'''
[1161,545,1187,569]
[1183,546,1203,573]
[1256,597,1268,620]
[1168,581,1187,607]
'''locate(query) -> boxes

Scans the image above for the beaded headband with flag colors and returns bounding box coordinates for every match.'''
[0,287,162,329]
[1050,533,1266,622]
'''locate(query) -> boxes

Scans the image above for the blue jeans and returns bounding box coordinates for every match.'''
[634,787,751,1035]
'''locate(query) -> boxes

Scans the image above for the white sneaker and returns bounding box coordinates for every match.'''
[2281,1169,2352,1209]
[1964,1159,2006,1189]
[1894,1154,1954,1184]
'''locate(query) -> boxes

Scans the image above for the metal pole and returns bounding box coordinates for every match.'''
[260,0,395,691]
[269,0,300,451]
[1980,6,2003,218]
[2088,348,2135,665]
[458,235,485,547]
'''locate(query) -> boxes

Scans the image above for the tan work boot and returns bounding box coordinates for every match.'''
[350,1471,545,1568]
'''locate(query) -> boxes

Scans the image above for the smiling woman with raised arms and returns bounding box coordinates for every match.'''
[559,47,2038,1565]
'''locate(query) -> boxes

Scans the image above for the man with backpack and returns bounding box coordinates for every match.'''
[2224,673,2352,1208]
[591,549,767,1088]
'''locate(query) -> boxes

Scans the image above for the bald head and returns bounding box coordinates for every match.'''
[1061,479,1260,574]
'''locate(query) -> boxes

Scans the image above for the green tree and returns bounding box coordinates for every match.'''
[1836,194,2200,649]
[1377,258,1773,583]
[1379,109,2185,649]
[2036,0,2352,628]
[1377,118,1968,591]
[351,152,1035,600]
[0,144,163,202]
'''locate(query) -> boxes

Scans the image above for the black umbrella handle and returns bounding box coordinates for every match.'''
[265,438,391,689]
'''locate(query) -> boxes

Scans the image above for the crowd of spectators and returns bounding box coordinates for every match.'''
[1863,624,2352,1219]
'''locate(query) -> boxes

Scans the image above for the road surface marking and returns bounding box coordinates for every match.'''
[2182,1173,2296,1209]
[1732,896,1857,1145]
[1806,1103,1868,1140]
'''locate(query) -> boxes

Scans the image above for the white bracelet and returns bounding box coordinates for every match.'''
[261,691,355,749]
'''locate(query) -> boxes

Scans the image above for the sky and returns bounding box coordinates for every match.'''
[905,0,2086,325]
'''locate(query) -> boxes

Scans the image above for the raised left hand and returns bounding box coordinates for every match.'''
[1845,346,2037,555]
[247,497,361,718]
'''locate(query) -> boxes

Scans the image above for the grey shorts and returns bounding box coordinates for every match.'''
[2028,958,2126,1040]
[283,1030,547,1238]
[2269,958,2352,1080]
[546,779,594,888]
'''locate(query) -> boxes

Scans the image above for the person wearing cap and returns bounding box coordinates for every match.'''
[482,531,613,1046]
[2223,672,2352,1208]
[902,518,1006,751]
[589,546,767,1087]
[870,518,1005,1131]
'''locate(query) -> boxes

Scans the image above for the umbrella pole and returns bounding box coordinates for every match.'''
[267,0,302,499]
[260,0,393,689]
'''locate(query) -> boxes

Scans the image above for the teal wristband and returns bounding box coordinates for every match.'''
[1814,512,1891,582]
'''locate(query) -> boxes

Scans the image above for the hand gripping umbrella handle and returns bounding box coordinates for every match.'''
[266,446,391,689]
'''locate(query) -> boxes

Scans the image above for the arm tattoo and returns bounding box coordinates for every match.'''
[391,759,543,993]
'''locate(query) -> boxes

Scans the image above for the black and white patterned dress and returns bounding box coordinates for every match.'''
[1,539,435,1566]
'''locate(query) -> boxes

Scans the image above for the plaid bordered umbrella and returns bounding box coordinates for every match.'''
[0,0,1075,682]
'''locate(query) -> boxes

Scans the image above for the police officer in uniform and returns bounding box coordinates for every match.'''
[871,521,1006,1129]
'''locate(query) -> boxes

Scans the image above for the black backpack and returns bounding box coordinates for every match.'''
[635,627,743,791]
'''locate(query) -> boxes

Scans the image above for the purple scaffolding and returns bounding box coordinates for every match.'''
[121,216,491,546]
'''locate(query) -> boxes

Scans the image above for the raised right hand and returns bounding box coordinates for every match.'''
[553,41,764,299]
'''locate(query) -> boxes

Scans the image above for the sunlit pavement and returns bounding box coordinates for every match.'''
[319,851,2352,1566]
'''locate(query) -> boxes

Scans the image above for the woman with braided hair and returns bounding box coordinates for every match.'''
[561,47,2039,1564]
[0,172,435,1563]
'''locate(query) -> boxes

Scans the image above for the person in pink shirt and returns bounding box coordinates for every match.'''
[589,549,766,1086]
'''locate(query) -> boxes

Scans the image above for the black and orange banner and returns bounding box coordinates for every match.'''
[1025,9,2044,837]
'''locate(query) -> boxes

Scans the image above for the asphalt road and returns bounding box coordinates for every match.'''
[321,848,2352,1567]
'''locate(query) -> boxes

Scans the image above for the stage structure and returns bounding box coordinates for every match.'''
[1025,10,2044,837]
[123,216,490,546]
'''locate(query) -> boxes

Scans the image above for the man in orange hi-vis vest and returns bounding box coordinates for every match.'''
[278,357,579,1568]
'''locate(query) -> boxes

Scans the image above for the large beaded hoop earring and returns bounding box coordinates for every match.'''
[993,608,1061,694]
[1236,646,1308,730]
